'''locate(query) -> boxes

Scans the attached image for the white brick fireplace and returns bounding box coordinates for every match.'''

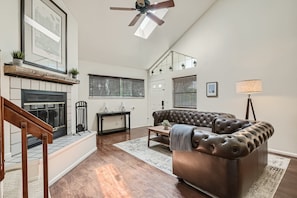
[9,76,73,156]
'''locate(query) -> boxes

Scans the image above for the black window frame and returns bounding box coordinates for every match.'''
[89,74,145,98]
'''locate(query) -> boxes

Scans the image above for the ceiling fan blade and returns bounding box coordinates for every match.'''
[146,12,164,25]
[148,0,175,10]
[110,7,136,11]
[129,13,142,26]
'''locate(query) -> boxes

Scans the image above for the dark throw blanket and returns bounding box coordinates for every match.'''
[170,124,196,151]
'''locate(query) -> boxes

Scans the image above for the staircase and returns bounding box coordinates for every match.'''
[3,167,51,198]
[0,96,53,198]
[3,168,21,198]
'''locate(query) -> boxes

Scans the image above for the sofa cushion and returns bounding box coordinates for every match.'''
[195,127,212,132]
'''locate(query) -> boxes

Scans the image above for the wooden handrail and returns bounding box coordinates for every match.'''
[3,98,53,142]
[0,96,53,197]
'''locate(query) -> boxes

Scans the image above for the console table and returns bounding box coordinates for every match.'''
[96,111,130,135]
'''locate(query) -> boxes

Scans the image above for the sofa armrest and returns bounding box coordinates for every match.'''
[192,121,274,159]
[152,110,171,126]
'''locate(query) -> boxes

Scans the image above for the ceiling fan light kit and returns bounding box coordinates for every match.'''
[136,0,146,7]
[110,0,175,26]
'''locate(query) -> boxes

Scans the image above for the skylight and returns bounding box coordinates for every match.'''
[134,8,168,39]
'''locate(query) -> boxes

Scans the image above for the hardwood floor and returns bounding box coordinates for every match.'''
[50,127,297,198]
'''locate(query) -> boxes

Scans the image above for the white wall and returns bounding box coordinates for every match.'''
[78,60,149,131]
[166,0,297,155]
[0,0,23,159]
[0,0,79,157]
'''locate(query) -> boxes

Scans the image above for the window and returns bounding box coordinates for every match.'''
[134,9,168,39]
[150,51,197,76]
[89,75,144,98]
[173,75,197,108]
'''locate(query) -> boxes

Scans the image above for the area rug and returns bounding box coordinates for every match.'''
[114,136,290,198]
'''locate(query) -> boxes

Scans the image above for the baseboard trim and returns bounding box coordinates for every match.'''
[269,148,297,158]
[48,131,97,186]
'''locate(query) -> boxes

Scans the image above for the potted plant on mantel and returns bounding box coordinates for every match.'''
[69,68,79,79]
[11,50,25,66]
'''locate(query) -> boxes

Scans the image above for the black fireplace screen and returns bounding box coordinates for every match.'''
[22,89,67,148]
[23,102,65,130]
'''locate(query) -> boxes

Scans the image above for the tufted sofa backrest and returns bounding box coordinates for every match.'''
[152,109,235,127]
[212,117,253,134]
[170,110,226,128]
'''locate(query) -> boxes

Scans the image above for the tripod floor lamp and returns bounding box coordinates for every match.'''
[236,79,262,121]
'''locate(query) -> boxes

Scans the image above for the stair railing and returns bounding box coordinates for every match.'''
[0,96,53,198]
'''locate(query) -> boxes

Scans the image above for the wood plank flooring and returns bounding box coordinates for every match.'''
[50,127,297,198]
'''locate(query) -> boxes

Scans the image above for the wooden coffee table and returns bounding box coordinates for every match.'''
[147,125,170,147]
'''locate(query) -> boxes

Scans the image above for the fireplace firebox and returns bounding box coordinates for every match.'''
[21,89,67,148]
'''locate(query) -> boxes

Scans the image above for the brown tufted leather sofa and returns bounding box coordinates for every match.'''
[152,109,235,127]
[152,110,274,198]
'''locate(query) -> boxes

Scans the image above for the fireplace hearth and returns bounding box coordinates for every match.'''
[22,89,67,148]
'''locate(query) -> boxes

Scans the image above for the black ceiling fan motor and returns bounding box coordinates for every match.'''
[135,0,150,14]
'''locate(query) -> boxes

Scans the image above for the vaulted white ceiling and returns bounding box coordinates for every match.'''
[62,0,216,69]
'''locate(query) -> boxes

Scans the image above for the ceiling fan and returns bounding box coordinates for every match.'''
[110,0,175,26]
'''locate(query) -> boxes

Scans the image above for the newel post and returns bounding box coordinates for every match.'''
[42,134,49,198]
[21,122,28,198]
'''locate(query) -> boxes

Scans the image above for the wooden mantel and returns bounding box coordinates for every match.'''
[4,65,80,85]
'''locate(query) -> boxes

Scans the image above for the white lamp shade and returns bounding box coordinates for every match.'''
[236,79,262,94]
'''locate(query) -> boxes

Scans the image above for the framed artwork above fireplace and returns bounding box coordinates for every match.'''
[21,0,67,74]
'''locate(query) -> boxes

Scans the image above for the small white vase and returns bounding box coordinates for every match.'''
[13,58,23,66]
